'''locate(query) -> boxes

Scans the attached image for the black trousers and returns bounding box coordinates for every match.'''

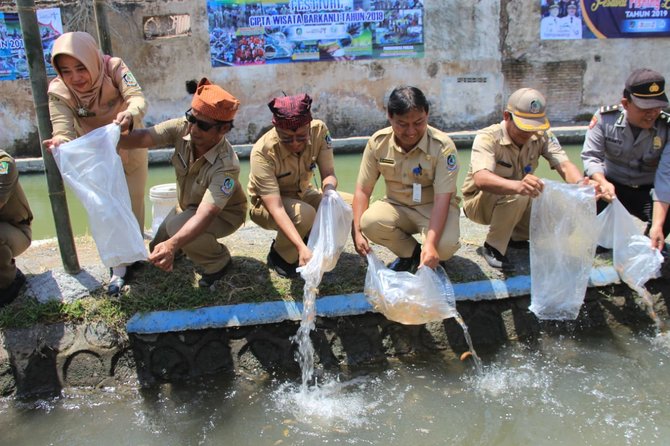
[597,179,670,236]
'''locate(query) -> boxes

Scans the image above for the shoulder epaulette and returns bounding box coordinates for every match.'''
[658,110,670,124]
[599,104,622,114]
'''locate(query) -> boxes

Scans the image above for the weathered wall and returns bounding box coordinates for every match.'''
[1,0,670,156]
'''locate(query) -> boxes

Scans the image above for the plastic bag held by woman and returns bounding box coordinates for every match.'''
[298,190,353,286]
[597,199,663,294]
[52,124,147,267]
[529,179,598,320]
[364,251,457,325]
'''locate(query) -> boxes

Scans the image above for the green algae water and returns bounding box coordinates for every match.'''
[2,328,670,445]
[19,146,584,241]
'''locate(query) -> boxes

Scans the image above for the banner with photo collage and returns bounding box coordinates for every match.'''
[0,8,62,81]
[208,0,424,67]
[541,0,670,40]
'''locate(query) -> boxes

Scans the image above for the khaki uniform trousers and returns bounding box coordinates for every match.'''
[463,191,531,255]
[250,189,353,264]
[360,200,461,261]
[152,206,244,274]
[0,222,31,288]
[122,148,148,234]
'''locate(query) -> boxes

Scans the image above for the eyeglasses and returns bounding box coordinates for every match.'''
[277,130,310,145]
[185,108,233,132]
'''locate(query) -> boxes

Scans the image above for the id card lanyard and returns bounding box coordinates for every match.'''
[412,164,422,203]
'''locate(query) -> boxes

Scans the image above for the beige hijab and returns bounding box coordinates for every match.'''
[48,31,124,134]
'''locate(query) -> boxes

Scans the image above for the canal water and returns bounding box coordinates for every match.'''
[20,146,581,240]
[2,328,670,445]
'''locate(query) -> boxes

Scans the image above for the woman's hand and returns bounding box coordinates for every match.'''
[42,136,66,153]
[113,111,133,133]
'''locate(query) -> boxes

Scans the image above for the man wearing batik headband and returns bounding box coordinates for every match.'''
[248,93,351,278]
[583,68,670,249]
[120,78,247,287]
[462,88,589,271]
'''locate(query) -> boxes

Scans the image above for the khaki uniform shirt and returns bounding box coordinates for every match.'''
[356,125,459,212]
[582,106,670,187]
[48,58,147,173]
[462,122,569,199]
[248,119,334,201]
[0,151,33,229]
[148,118,247,215]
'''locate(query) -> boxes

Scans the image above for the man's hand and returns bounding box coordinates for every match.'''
[650,226,666,251]
[353,230,371,257]
[149,239,178,271]
[516,174,544,197]
[420,243,439,269]
[597,178,616,202]
[298,244,313,267]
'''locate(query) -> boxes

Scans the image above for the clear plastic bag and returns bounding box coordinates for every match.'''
[364,251,457,325]
[52,124,148,267]
[298,189,353,287]
[597,199,663,294]
[529,179,598,320]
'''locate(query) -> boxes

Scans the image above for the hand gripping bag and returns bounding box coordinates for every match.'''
[529,180,598,320]
[52,124,148,267]
[597,199,663,295]
[297,189,353,288]
[364,251,457,325]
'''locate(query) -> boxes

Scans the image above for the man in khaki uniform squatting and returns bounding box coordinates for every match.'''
[0,150,32,306]
[352,86,460,272]
[120,78,246,287]
[462,87,589,271]
[248,93,350,278]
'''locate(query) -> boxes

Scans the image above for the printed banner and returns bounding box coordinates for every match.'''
[541,1,670,40]
[0,8,62,80]
[208,0,424,67]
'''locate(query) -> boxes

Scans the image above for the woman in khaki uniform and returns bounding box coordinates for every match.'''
[42,32,148,294]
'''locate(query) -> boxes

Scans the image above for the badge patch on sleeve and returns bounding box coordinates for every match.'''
[0,161,8,175]
[221,177,235,196]
[547,131,559,146]
[122,72,139,88]
[325,131,333,149]
[589,115,598,130]
[446,153,457,171]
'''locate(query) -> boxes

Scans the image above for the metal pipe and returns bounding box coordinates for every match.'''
[16,0,80,274]
[93,0,113,56]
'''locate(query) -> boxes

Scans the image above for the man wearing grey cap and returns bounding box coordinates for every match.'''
[462,88,587,271]
[582,68,670,245]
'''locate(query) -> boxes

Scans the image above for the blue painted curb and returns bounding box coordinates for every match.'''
[126,266,620,334]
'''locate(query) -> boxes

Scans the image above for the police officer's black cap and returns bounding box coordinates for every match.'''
[625,68,669,109]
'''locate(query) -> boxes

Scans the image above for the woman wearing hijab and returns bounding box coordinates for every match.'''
[43,31,148,295]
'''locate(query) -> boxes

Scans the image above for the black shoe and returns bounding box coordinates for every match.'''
[0,269,25,307]
[482,242,515,272]
[595,245,611,254]
[387,244,421,273]
[267,241,298,279]
[507,239,529,250]
[107,275,125,296]
[198,259,233,288]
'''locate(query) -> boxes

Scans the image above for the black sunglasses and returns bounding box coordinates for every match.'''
[185,108,233,132]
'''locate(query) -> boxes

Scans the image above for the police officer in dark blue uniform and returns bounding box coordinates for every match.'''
[582,68,670,236]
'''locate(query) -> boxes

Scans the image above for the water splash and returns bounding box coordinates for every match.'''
[293,284,318,389]
[455,314,482,373]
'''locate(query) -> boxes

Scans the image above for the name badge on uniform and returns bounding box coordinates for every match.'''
[412,183,421,203]
[654,136,662,150]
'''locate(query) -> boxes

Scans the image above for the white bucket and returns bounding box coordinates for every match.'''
[149,183,178,236]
